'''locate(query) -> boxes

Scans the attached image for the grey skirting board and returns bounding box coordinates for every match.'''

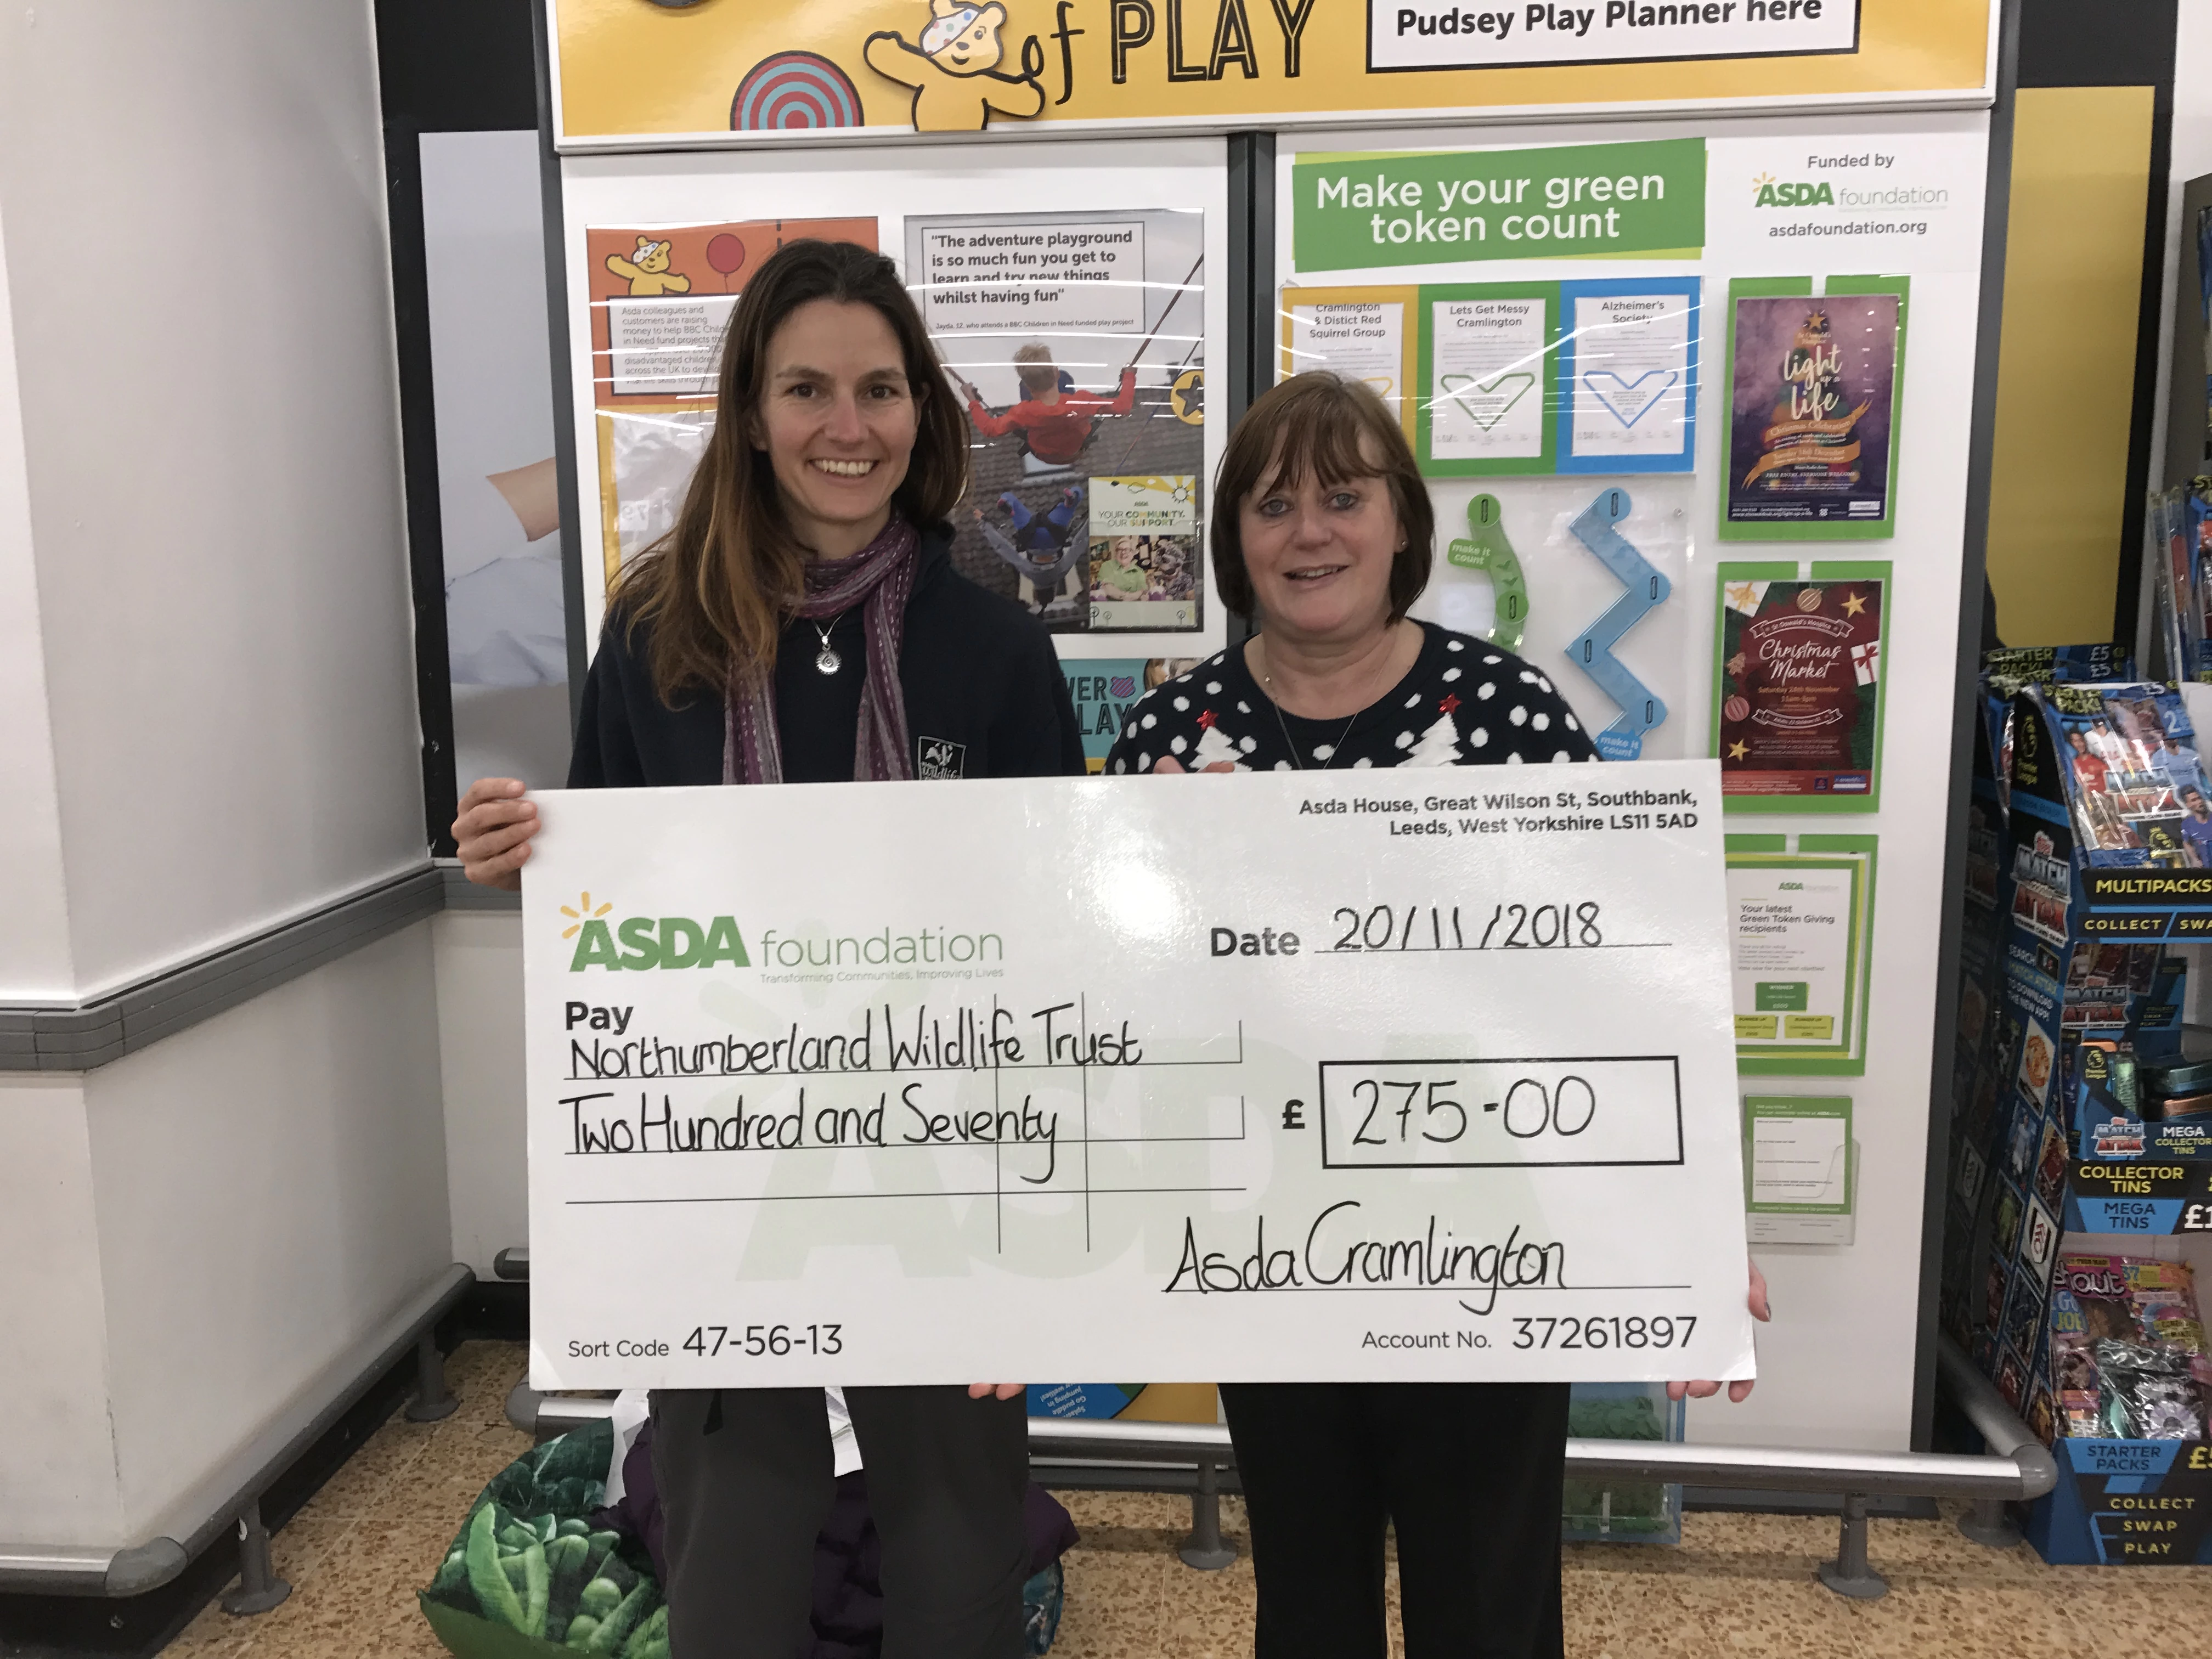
[0,862,515,1072]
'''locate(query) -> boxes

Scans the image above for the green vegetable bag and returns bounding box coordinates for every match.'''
[420,1421,669,1659]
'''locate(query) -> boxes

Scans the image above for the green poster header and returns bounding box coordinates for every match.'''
[1293,138,1706,274]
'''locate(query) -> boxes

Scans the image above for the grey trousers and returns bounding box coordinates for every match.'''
[649,1386,1029,1659]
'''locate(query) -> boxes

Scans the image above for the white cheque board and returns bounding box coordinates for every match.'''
[524,763,1753,1388]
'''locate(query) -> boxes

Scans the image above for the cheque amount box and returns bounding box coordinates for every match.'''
[1318,1057,1684,1169]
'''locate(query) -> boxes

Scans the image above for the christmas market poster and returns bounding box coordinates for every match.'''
[1721,278,1908,541]
[1712,561,1891,812]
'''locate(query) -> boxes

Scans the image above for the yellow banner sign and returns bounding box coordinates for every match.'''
[549,0,1993,147]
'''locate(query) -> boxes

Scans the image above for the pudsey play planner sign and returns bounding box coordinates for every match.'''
[544,1,1992,148]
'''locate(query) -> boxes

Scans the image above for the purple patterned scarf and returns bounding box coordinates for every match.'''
[724,517,920,786]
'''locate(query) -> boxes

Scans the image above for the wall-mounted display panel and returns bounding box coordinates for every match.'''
[1276,109,1987,1452]
[558,137,1231,662]
[543,1,1995,152]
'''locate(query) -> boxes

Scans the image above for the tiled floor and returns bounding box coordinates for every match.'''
[159,1341,2211,1658]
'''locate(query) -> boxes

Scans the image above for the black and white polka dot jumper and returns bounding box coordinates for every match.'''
[1103,622,1599,775]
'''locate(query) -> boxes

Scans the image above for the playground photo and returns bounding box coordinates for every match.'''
[905,206,1206,633]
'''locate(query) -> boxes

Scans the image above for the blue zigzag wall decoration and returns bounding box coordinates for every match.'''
[1565,487,1669,761]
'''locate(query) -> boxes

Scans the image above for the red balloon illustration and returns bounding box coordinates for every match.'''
[707,234,746,291]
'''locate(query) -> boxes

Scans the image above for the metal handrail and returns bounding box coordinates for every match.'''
[1030,1416,2045,1498]
[1938,1331,2058,1547]
[507,1340,2054,1599]
[0,1263,473,1598]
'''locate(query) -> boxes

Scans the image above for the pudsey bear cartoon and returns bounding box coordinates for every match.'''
[605,238,691,297]
[864,1,1044,132]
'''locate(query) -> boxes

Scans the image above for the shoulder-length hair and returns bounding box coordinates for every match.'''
[1210,373,1434,624]
[616,239,968,701]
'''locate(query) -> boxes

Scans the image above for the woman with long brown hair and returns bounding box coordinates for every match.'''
[453,238,1084,1656]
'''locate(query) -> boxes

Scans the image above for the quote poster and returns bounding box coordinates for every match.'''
[906,208,1206,634]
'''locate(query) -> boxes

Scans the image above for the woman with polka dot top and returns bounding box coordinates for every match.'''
[1111,634,1589,775]
[1108,374,1769,1659]
[1109,394,1592,782]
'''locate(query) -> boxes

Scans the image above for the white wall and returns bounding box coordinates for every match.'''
[435,910,530,1277]
[0,3,460,1556]
[0,1074,119,1545]
[89,924,450,1540]
[0,198,76,1002]
[0,0,427,1002]
[0,927,450,1550]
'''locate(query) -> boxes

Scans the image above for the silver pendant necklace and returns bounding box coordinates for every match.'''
[1261,654,1358,772]
[1259,631,1409,771]
[812,616,842,676]
[1268,695,1358,771]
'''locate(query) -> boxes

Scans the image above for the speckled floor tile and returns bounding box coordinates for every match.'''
[1572,1511,1831,1589]
[1560,1576,1617,1655]
[1575,1570,1865,1657]
[301,1428,434,1520]
[1057,1488,1194,1536]
[1839,1578,2086,1657]
[407,1462,521,1527]
[218,1559,424,1657]
[1855,1499,2044,1584]
[262,1513,363,1583]
[1678,1507,1845,1557]
[335,1512,462,1587]
[421,1420,534,1488]
[442,1339,523,1390]
[1158,1592,1257,1659]
[1053,1548,1173,1657]
[2045,1562,2212,1645]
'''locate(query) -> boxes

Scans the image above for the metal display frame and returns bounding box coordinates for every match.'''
[522,0,2016,1519]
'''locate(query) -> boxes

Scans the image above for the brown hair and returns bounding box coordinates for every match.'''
[1210,373,1433,624]
[615,239,968,701]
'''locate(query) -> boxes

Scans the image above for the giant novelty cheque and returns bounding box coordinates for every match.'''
[525,763,1754,1387]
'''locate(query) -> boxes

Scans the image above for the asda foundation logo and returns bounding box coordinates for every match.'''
[560,891,749,972]
[1751,172,1834,208]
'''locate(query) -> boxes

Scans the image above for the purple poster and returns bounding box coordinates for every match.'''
[1725,291,1902,538]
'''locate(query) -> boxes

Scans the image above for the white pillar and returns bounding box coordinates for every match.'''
[0,0,454,1556]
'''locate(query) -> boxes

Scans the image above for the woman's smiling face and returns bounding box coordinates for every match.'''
[754,298,918,556]
[1237,441,1401,643]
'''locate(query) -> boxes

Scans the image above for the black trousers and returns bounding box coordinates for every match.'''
[650,1386,1029,1659]
[1220,1381,1571,1659]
